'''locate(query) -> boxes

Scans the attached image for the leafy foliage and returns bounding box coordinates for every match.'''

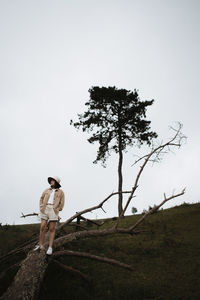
[70,86,158,167]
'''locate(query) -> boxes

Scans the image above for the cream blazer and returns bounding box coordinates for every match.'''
[39,187,65,215]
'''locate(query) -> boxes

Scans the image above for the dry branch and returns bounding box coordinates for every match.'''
[52,259,91,282]
[113,122,187,229]
[56,190,132,231]
[0,262,21,281]
[52,249,134,271]
[20,212,39,218]
[77,214,104,226]
[20,212,61,222]
[48,188,185,252]
[128,188,186,232]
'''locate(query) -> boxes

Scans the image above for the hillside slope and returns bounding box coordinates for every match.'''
[0,202,200,300]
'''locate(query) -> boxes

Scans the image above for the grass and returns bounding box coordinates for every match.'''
[1,202,200,299]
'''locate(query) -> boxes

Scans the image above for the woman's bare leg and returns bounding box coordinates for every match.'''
[39,219,47,246]
[49,221,57,248]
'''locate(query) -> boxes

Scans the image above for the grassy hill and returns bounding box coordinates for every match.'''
[0,202,200,300]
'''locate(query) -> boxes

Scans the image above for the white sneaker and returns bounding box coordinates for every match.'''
[33,244,44,251]
[46,247,53,255]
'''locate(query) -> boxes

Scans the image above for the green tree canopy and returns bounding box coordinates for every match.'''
[70,86,158,166]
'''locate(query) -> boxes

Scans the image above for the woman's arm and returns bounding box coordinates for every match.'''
[59,191,65,211]
[40,189,47,210]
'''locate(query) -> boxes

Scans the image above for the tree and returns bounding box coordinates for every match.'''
[70,86,158,217]
[0,123,186,300]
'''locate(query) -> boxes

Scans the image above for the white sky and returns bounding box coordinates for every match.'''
[0,0,199,225]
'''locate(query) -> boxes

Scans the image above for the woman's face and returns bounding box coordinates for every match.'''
[50,179,56,187]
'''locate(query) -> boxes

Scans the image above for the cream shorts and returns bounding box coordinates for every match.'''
[39,204,59,222]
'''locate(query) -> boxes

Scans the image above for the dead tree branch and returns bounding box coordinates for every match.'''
[47,188,185,251]
[52,249,134,271]
[52,259,91,282]
[20,212,39,218]
[113,122,187,229]
[56,190,132,232]
[128,188,186,232]
[77,214,105,226]
[20,212,62,222]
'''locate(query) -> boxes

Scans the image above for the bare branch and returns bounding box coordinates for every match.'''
[128,188,186,232]
[131,122,186,167]
[52,259,91,282]
[20,212,39,218]
[52,249,134,271]
[0,262,21,281]
[113,122,187,229]
[77,215,105,226]
[57,190,132,231]
[49,188,185,252]
[20,212,62,222]
[0,233,39,264]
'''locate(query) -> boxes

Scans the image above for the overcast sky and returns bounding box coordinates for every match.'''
[0,0,199,225]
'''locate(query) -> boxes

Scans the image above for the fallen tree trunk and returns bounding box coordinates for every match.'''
[0,227,131,300]
[0,250,48,300]
[0,188,185,300]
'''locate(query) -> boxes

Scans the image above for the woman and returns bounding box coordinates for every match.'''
[33,176,65,255]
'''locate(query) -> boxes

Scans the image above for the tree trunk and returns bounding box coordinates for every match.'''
[0,250,48,300]
[0,228,116,300]
[118,136,123,217]
[0,230,52,300]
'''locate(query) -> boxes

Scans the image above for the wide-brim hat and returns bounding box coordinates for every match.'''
[48,176,61,188]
